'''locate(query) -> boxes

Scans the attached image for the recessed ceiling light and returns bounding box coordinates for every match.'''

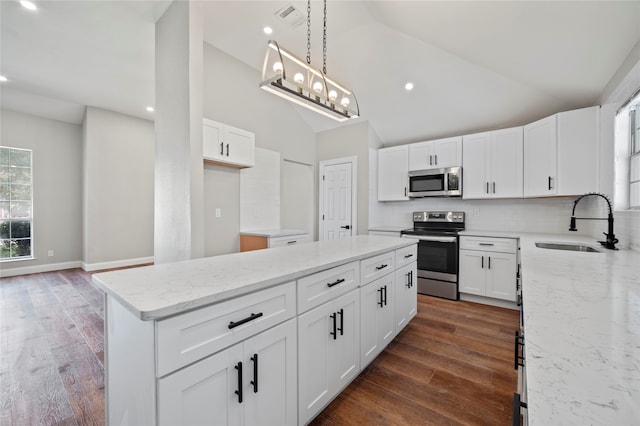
[0,75,8,82]
[263,26,273,35]
[146,106,154,112]
[405,82,414,91]
[20,0,37,11]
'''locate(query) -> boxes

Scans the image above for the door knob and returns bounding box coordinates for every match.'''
[340,225,351,230]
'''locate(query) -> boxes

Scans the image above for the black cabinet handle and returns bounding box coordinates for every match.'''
[226,143,230,157]
[378,287,384,307]
[383,285,388,306]
[330,312,337,340]
[434,154,438,165]
[429,155,433,166]
[548,176,552,190]
[486,182,489,194]
[228,312,263,329]
[493,182,496,194]
[512,393,527,426]
[327,278,345,288]
[404,187,407,197]
[375,264,388,271]
[410,271,413,288]
[479,243,494,246]
[234,362,243,403]
[250,354,258,393]
[514,331,525,370]
[286,240,297,244]
[404,253,413,259]
[337,308,344,336]
[488,256,491,269]
[481,256,484,269]
[220,142,224,156]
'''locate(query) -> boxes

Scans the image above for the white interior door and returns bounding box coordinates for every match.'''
[321,161,353,240]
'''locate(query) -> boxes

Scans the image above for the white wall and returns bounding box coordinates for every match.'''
[202,43,316,254]
[83,107,154,269]
[1,109,82,275]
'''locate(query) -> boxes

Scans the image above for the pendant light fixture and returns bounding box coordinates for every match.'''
[259,0,359,122]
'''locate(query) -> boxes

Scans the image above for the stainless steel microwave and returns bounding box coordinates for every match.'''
[408,167,462,197]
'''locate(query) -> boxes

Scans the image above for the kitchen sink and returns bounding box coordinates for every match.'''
[535,242,602,253]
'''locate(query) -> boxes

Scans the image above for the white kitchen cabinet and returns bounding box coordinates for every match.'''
[394,261,417,335]
[524,106,599,197]
[203,118,255,168]
[298,289,360,425]
[360,272,395,368]
[463,127,523,199]
[158,318,297,426]
[408,136,462,171]
[378,145,409,201]
[459,236,518,302]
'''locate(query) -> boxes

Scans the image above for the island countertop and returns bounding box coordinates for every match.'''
[501,232,639,425]
[92,235,415,321]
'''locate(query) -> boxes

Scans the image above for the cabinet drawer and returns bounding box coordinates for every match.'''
[156,281,296,377]
[395,244,417,268]
[360,251,395,285]
[459,236,517,254]
[269,234,310,248]
[297,261,359,314]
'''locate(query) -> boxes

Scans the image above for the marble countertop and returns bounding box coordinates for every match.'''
[239,228,308,238]
[513,232,640,425]
[92,236,415,321]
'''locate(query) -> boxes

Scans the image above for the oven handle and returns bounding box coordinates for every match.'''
[401,235,457,243]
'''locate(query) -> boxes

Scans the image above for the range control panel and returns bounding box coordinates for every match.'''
[412,211,465,223]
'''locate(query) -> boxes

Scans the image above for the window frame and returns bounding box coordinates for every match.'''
[0,146,34,261]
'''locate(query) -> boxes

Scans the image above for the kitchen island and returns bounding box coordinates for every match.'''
[462,230,640,425]
[93,235,417,425]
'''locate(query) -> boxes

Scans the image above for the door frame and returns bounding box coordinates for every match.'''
[318,156,358,240]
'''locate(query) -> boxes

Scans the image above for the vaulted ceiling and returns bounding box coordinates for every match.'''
[2,1,639,143]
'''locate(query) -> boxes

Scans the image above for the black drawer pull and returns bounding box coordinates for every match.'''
[375,264,388,270]
[250,354,258,393]
[330,312,337,340]
[228,312,263,329]
[403,253,413,259]
[286,240,297,244]
[337,308,344,336]
[378,287,384,307]
[220,142,224,156]
[235,362,243,403]
[479,243,494,246]
[383,285,388,306]
[327,278,345,288]
[226,143,230,157]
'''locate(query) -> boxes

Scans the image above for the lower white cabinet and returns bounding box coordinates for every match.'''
[158,319,297,426]
[394,261,417,334]
[360,272,396,367]
[298,289,360,425]
[459,236,518,302]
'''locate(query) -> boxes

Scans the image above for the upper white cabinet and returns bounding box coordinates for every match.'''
[378,145,409,201]
[408,136,462,171]
[524,106,599,197]
[463,127,523,199]
[203,118,255,168]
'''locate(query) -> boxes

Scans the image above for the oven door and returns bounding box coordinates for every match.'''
[402,235,458,281]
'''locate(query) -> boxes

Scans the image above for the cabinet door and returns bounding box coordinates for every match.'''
[394,262,417,334]
[378,145,409,201]
[244,319,297,426]
[486,252,517,301]
[203,119,225,162]
[224,125,255,168]
[524,115,557,197]
[157,343,244,426]
[462,132,490,199]
[360,274,395,368]
[331,290,361,392]
[557,106,599,195]
[490,127,523,198]
[408,141,433,171]
[458,250,486,296]
[432,136,462,168]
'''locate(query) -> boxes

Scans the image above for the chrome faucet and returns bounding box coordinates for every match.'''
[569,192,618,250]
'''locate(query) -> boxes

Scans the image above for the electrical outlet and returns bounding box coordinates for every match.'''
[48,250,54,257]
[215,208,222,218]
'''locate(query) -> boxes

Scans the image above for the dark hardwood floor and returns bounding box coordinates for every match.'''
[0,269,518,426]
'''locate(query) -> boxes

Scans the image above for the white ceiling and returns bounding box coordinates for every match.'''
[2,0,640,144]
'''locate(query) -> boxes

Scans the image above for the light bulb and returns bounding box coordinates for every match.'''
[312,81,323,93]
[263,27,273,35]
[328,90,338,101]
[340,97,350,108]
[294,73,304,84]
[20,0,37,10]
[273,61,283,73]
[405,82,414,91]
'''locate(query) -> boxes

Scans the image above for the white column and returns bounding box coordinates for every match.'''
[154,1,204,263]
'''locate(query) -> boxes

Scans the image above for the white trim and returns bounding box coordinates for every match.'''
[319,156,358,240]
[0,260,82,278]
[459,293,519,311]
[82,256,154,272]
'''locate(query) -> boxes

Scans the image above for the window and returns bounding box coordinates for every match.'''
[614,90,640,210]
[631,100,640,208]
[0,146,33,260]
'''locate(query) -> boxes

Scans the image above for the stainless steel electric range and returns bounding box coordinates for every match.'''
[401,211,465,300]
